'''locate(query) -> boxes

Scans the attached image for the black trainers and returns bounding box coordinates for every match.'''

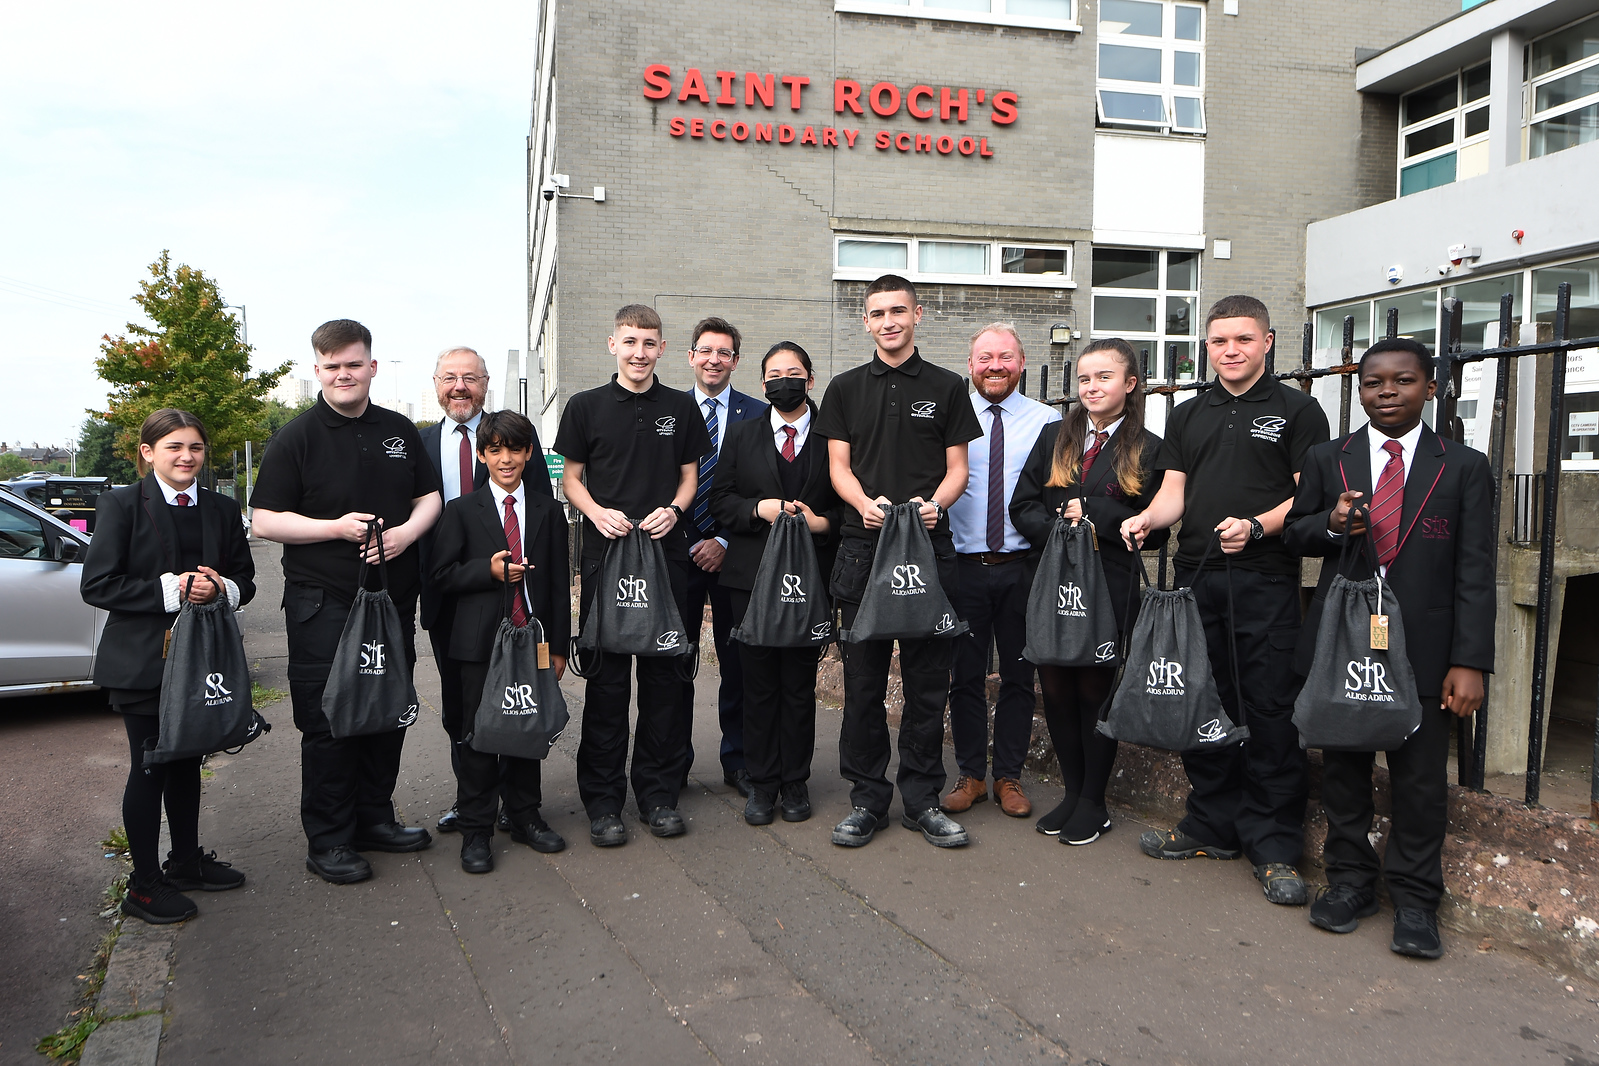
[1309,882,1379,933]
[1391,907,1444,959]
[1138,828,1242,861]
[1060,804,1112,846]
[163,848,246,892]
[831,807,888,847]
[1034,793,1079,836]
[122,874,198,924]
[1253,863,1309,906]
[901,808,970,848]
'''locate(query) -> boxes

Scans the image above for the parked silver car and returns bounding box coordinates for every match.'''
[0,486,105,697]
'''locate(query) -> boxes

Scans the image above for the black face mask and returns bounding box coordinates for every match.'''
[764,377,808,413]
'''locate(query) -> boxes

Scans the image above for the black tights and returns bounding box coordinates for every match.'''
[122,712,201,881]
[1037,665,1118,809]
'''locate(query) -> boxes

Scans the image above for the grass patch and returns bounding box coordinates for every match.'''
[251,681,286,706]
[36,1012,100,1062]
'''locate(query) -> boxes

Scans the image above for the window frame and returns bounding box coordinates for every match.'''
[833,0,1079,32]
[1527,14,1599,159]
[1396,64,1491,197]
[833,235,1076,288]
[1088,246,1201,382]
[1095,0,1206,136]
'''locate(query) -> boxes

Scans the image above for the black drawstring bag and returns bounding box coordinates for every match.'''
[149,575,270,765]
[1021,510,1120,667]
[466,575,570,760]
[321,521,420,739]
[1292,505,1423,751]
[730,509,833,649]
[1098,532,1249,752]
[570,522,692,676]
[838,502,967,643]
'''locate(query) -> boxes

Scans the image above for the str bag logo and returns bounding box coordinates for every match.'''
[1250,416,1287,443]
[655,416,677,436]
[1057,582,1087,617]
[1145,656,1184,695]
[501,684,539,716]
[1343,656,1396,702]
[616,575,649,607]
[890,563,926,595]
[910,400,937,418]
[780,573,808,602]
[382,436,408,458]
[202,672,233,706]
[359,641,387,674]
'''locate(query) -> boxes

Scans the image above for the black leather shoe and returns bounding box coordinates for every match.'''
[460,832,494,874]
[902,807,970,848]
[1309,883,1379,934]
[589,814,628,848]
[744,790,776,826]
[510,819,566,853]
[497,808,512,833]
[831,807,888,847]
[642,806,687,838]
[306,845,373,884]
[436,806,461,833]
[779,782,811,823]
[353,821,432,853]
[724,769,752,798]
[1391,907,1444,959]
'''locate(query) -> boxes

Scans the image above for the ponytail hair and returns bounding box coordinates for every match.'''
[1046,338,1146,497]
[136,409,209,476]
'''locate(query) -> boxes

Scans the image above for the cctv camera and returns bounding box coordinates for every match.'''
[542,186,555,201]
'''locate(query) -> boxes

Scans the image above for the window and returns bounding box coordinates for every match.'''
[834,236,1073,287]
[1397,63,1490,196]
[1529,14,1599,159]
[1090,247,1199,380]
[1096,0,1205,134]
[0,500,47,559]
[833,0,1078,31]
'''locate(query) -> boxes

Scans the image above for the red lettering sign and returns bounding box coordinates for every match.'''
[907,86,935,120]
[991,91,1018,125]
[746,73,775,108]
[643,64,672,100]
[835,79,863,115]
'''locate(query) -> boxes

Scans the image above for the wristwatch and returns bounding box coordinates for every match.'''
[669,504,684,520]
[1248,517,1265,540]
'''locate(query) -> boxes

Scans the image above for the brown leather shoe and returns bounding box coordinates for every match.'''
[993,778,1032,818]
[940,776,988,813]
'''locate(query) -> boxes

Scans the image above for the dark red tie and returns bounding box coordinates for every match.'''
[987,405,1005,551]
[174,492,191,506]
[456,424,473,499]
[781,424,797,462]
[502,496,529,627]
[1080,431,1109,479]
[1370,439,1405,567]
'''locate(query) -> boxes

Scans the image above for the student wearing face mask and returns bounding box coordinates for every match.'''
[709,342,844,825]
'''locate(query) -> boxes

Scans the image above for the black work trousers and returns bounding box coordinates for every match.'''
[948,555,1036,781]
[1173,566,1307,865]
[682,561,745,779]
[285,581,415,852]
[454,660,543,833]
[119,702,201,881]
[429,626,468,782]
[1321,701,1453,911]
[728,589,818,797]
[575,553,691,819]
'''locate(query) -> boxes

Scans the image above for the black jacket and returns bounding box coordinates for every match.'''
[707,402,845,593]
[429,484,570,663]
[80,473,256,690]
[417,416,550,630]
[1283,424,1495,698]
[1010,422,1167,635]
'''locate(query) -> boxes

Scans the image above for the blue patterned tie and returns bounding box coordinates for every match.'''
[692,397,720,538]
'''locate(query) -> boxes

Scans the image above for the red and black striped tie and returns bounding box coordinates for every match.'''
[1370,439,1405,567]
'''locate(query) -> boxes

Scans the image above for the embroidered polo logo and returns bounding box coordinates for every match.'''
[1250,416,1286,443]
[910,400,938,418]
[655,416,677,436]
[382,436,408,458]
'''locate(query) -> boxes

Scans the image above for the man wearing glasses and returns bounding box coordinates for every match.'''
[681,317,762,796]
[418,346,551,835]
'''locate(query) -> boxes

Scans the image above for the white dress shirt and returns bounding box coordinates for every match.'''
[154,472,241,612]
[1084,414,1125,453]
[769,405,812,455]
[488,478,534,615]
[439,410,484,503]
[949,388,1063,554]
[1327,422,1427,575]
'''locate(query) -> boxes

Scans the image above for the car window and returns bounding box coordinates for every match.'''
[0,499,48,559]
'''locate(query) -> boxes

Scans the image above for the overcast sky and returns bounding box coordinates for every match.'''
[0,2,535,448]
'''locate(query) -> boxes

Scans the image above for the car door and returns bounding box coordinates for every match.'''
[0,496,99,686]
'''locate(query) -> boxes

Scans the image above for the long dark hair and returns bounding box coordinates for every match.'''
[1047,338,1146,496]
[136,408,209,476]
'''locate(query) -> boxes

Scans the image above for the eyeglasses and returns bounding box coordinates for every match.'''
[435,374,483,387]
[691,346,736,359]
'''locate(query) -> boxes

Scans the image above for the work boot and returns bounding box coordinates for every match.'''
[1138,828,1241,861]
[1254,862,1309,906]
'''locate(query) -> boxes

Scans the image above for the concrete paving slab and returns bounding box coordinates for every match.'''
[95,923,174,1017]
[77,1013,162,1066]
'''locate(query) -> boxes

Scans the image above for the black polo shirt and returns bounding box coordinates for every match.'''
[249,396,439,601]
[813,348,983,541]
[553,374,712,559]
[1158,373,1328,574]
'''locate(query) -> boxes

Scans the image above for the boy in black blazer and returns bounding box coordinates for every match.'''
[431,411,571,873]
[1283,337,1494,959]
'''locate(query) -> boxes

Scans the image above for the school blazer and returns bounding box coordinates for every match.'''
[707,402,845,594]
[80,473,256,691]
[429,485,570,663]
[417,417,550,631]
[1282,424,1494,698]
[1010,423,1167,635]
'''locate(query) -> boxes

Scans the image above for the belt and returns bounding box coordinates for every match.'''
[957,550,1029,566]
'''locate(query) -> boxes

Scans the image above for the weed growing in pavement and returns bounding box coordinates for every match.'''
[39,829,134,1063]
[36,1011,100,1062]
[251,680,286,706]
[99,826,128,854]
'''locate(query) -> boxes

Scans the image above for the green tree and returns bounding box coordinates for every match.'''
[262,397,315,439]
[76,417,139,483]
[0,453,30,480]
[94,251,292,463]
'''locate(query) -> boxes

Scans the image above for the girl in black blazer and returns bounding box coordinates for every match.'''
[709,342,844,826]
[80,409,256,924]
[1011,338,1166,846]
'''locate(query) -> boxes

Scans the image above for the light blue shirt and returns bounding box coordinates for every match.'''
[949,388,1062,554]
[439,410,484,503]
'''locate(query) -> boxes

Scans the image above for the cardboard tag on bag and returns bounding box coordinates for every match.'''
[162,629,172,659]
[1370,614,1389,650]
[537,642,550,670]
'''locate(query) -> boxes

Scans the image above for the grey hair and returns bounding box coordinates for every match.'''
[434,346,490,379]
[968,321,1025,358]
